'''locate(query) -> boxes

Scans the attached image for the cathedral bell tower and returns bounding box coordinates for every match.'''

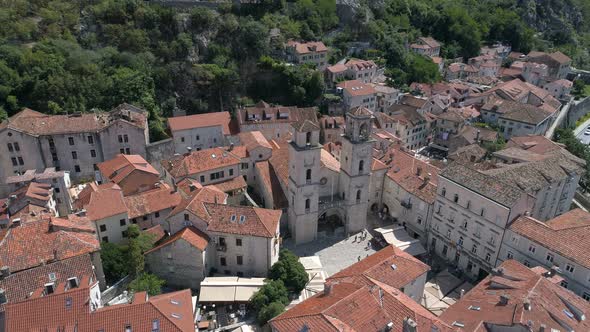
[339,107,374,234]
[288,119,322,244]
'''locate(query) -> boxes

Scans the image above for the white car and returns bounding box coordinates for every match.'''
[585,130,590,135]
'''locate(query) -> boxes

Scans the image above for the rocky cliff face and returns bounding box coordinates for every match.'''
[518,0,585,35]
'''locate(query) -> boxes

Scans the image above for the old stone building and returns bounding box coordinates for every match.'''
[0,104,149,195]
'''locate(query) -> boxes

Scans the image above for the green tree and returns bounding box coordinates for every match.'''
[250,279,289,311]
[572,79,588,98]
[257,301,285,325]
[100,242,129,284]
[129,273,166,296]
[269,249,308,293]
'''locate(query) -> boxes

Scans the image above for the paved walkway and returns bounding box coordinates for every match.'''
[421,269,474,316]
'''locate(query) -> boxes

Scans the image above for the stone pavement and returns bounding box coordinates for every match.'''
[284,229,377,277]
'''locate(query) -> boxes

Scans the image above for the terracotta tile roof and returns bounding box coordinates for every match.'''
[509,209,590,269]
[0,254,95,312]
[507,135,564,155]
[271,281,453,332]
[345,59,377,71]
[213,176,247,193]
[419,36,440,48]
[441,163,526,207]
[269,143,290,189]
[327,63,347,73]
[83,183,127,220]
[483,98,554,124]
[169,181,228,222]
[328,245,429,289]
[145,226,209,254]
[337,80,376,96]
[203,203,280,238]
[124,183,181,219]
[162,147,241,179]
[1,104,147,136]
[4,279,195,332]
[440,260,590,331]
[238,103,319,129]
[319,115,344,129]
[22,182,52,201]
[144,224,166,242]
[385,148,440,204]
[372,158,388,171]
[255,161,288,209]
[287,40,328,54]
[167,111,232,134]
[320,149,340,172]
[97,154,159,185]
[482,79,561,111]
[51,215,96,233]
[0,216,99,273]
[458,126,498,144]
[238,131,272,151]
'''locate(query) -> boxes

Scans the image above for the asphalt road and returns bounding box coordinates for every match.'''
[577,125,590,144]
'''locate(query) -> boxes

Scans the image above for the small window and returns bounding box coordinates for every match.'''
[561,280,568,288]
[471,244,477,254]
[13,142,19,151]
[74,165,81,173]
[99,225,106,232]
[143,216,148,221]
[184,214,189,221]
[200,175,205,183]
[458,236,464,246]
[68,137,74,145]
[196,135,200,140]
[102,236,109,243]
[72,151,77,159]
[155,211,160,218]
[220,257,227,266]
[229,169,234,176]
[181,137,185,143]
[441,188,446,196]
[583,292,590,302]
[507,251,514,259]
[120,219,126,227]
[546,252,554,263]
[7,143,13,152]
[120,148,125,154]
[305,199,310,210]
[480,208,485,217]
[125,147,130,154]
[124,135,129,143]
[90,150,96,158]
[306,169,312,181]
[485,252,491,262]
[18,157,23,165]
[88,136,94,144]
[565,264,575,274]
[236,238,242,246]
[118,135,123,143]
[523,260,531,267]
[528,245,536,254]
[237,255,243,265]
[453,194,459,203]
[11,157,17,166]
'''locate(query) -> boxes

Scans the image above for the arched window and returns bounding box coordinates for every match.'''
[356,190,361,202]
[359,123,368,139]
[359,160,364,173]
[305,199,310,211]
[306,169,312,183]
[441,188,446,197]
[306,132,311,145]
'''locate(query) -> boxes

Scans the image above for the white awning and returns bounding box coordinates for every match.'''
[199,277,265,303]
[374,225,427,256]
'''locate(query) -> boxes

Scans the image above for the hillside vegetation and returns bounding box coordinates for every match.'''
[0,0,588,138]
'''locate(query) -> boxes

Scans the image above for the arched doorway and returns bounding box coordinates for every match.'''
[318,208,345,236]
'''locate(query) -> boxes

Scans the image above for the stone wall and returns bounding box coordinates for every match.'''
[567,96,590,127]
[146,138,175,175]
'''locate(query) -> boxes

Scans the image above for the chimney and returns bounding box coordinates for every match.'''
[499,295,510,305]
[185,146,192,156]
[0,266,10,279]
[324,282,333,295]
[524,298,532,311]
[403,317,418,332]
[460,289,465,298]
